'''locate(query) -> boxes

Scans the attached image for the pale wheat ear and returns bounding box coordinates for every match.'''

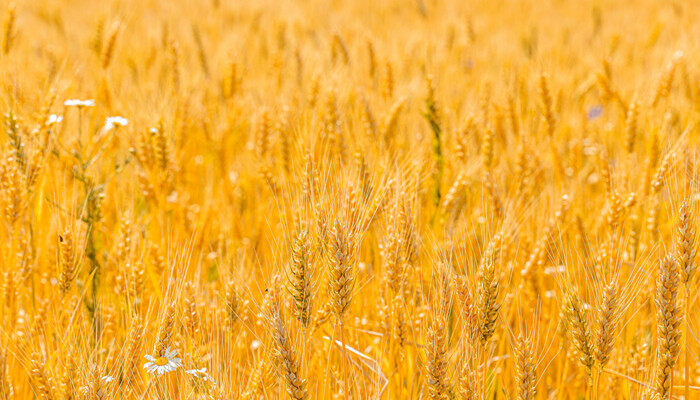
[425,314,449,400]
[564,290,595,377]
[381,61,394,102]
[650,53,682,108]
[328,218,353,323]
[478,233,502,346]
[289,225,313,327]
[30,354,54,400]
[481,125,494,171]
[677,198,696,400]
[122,320,144,391]
[1,2,16,55]
[595,282,617,369]
[381,97,405,146]
[655,254,682,400]
[154,304,176,357]
[182,281,200,338]
[651,151,674,196]
[513,333,536,400]
[676,201,696,286]
[100,21,121,70]
[624,97,639,154]
[58,230,76,295]
[267,297,309,400]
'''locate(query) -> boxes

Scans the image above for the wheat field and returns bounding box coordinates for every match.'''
[0,0,698,399]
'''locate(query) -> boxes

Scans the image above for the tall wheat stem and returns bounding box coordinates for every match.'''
[338,321,350,399]
[685,286,690,400]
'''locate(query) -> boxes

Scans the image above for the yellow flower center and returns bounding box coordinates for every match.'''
[154,356,169,366]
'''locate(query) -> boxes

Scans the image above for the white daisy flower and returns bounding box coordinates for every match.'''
[64,99,95,107]
[144,347,182,375]
[46,114,63,125]
[186,367,213,382]
[104,116,128,131]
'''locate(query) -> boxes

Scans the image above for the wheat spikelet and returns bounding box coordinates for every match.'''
[290,226,313,326]
[458,363,479,400]
[90,17,104,54]
[101,21,120,69]
[538,73,555,137]
[224,280,240,328]
[154,304,176,357]
[513,334,536,400]
[331,33,349,65]
[191,24,209,77]
[655,255,681,400]
[255,109,271,159]
[391,294,408,352]
[507,94,519,138]
[624,98,638,153]
[381,97,404,144]
[676,201,696,286]
[0,347,11,399]
[650,151,673,195]
[29,355,54,400]
[277,107,292,174]
[483,172,502,220]
[122,320,143,388]
[454,117,475,164]
[521,194,570,277]
[514,143,530,198]
[115,216,132,265]
[651,52,682,107]
[149,243,167,277]
[565,291,595,375]
[223,59,240,99]
[328,219,353,322]
[425,316,449,400]
[58,231,75,295]
[366,41,377,81]
[595,282,618,368]
[0,154,24,224]
[454,274,478,343]
[183,282,200,337]
[359,99,378,143]
[481,125,494,171]
[268,296,309,400]
[1,3,15,55]
[382,61,394,101]
[478,233,501,345]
